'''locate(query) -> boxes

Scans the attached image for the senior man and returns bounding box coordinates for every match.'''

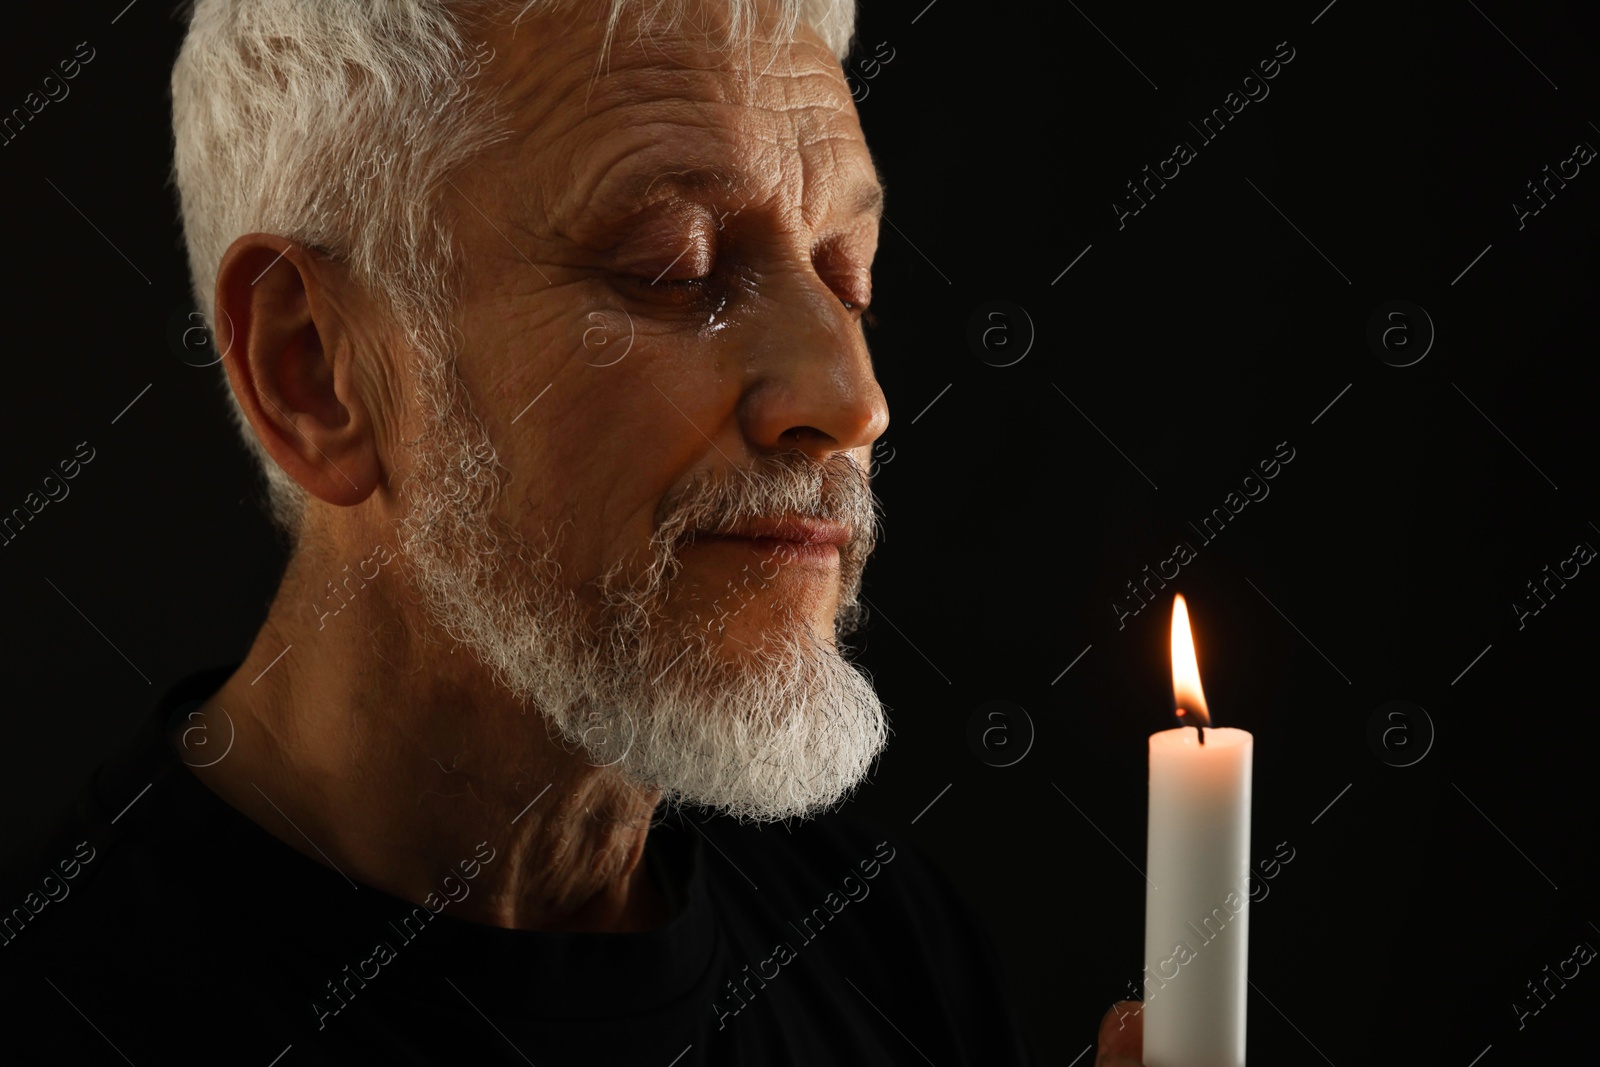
[2,1,1146,1063]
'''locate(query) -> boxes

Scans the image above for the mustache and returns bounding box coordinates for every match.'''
[646,448,882,580]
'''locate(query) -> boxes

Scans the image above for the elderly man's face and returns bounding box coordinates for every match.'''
[459,5,884,632]
[383,3,890,819]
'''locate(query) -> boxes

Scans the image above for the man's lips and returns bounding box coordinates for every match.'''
[687,517,849,562]
[699,517,850,545]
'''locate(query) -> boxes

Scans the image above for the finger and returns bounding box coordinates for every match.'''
[1096,1000,1143,1065]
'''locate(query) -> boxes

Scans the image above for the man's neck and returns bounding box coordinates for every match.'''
[174,553,670,934]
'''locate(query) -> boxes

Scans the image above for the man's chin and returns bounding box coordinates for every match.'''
[579,625,886,823]
[682,616,838,664]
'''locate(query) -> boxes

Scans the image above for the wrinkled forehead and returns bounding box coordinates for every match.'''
[486,0,844,107]
[470,4,866,217]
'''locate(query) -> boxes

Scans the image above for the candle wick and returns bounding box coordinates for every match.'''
[1196,724,1205,745]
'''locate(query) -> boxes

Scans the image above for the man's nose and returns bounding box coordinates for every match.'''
[735,273,888,459]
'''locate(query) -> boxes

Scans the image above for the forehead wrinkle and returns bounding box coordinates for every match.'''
[484,18,874,245]
[793,130,882,233]
[482,0,847,129]
[760,59,870,229]
[540,26,850,155]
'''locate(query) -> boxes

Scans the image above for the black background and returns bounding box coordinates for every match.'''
[2,0,1597,1063]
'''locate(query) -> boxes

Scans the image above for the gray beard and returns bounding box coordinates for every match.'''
[387,353,888,823]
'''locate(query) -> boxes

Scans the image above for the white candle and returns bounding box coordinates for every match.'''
[1143,594,1253,1067]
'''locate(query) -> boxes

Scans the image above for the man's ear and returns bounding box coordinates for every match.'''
[213,234,384,508]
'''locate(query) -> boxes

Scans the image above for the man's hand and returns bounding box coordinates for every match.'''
[1095,1000,1144,1066]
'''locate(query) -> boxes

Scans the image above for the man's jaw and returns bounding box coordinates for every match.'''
[394,392,885,820]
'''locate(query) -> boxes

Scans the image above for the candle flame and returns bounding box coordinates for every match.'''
[1170,594,1210,729]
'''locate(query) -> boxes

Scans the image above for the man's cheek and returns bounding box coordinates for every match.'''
[577,307,636,367]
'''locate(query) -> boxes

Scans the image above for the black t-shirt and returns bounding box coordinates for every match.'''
[0,664,1040,1065]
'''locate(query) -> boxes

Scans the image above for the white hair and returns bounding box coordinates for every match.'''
[169,0,859,545]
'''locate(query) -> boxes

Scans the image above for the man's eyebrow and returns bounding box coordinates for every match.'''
[849,173,886,221]
[627,164,744,204]
[593,162,887,222]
